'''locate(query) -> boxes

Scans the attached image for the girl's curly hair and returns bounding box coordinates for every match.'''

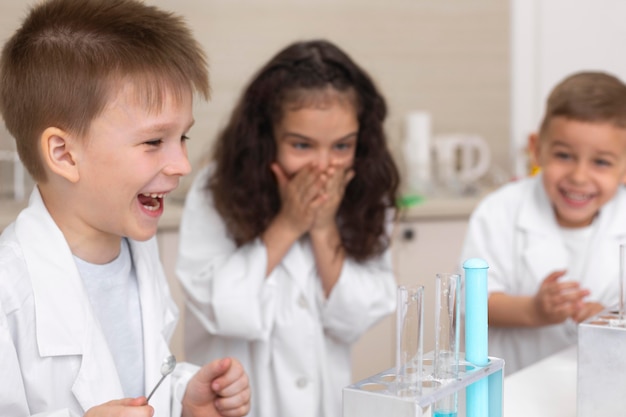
[207,39,400,262]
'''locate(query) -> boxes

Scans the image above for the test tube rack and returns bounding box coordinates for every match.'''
[342,352,503,417]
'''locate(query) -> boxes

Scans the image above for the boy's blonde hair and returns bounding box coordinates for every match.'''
[540,71,626,135]
[0,0,209,182]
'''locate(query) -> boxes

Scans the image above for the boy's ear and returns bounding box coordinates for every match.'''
[40,127,80,183]
[527,132,540,168]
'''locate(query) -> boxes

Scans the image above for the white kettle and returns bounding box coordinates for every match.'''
[432,134,491,189]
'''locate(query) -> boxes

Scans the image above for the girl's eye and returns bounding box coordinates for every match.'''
[335,142,353,151]
[553,151,571,160]
[181,135,190,142]
[293,142,309,150]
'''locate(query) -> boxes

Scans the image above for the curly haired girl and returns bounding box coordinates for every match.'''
[176,39,400,417]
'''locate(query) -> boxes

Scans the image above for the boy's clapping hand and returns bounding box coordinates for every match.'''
[533,270,596,325]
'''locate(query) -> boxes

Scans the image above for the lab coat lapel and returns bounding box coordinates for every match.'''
[130,239,176,410]
[15,189,123,410]
[519,179,626,289]
[280,238,314,292]
[518,177,569,282]
[584,187,626,295]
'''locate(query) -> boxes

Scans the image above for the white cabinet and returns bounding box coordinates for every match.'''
[350,217,469,382]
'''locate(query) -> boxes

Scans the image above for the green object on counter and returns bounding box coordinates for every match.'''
[398,193,425,209]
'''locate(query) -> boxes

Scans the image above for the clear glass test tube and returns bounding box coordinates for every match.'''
[395,284,425,397]
[617,244,626,325]
[434,273,461,417]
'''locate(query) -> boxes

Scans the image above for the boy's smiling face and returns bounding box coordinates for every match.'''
[531,116,626,228]
[49,81,193,262]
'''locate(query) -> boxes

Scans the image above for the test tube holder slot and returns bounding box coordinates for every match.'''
[343,351,504,417]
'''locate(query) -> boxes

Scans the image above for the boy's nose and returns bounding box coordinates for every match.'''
[571,161,589,183]
[164,145,192,176]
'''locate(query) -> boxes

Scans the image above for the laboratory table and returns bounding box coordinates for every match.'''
[503,345,577,417]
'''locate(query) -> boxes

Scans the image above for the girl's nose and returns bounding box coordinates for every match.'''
[317,150,331,171]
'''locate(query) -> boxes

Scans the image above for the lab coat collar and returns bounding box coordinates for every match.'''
[518,175,626,237]
[15,188,124,407]
[16,188,89,356]
[517,177,566,279]
[517,175,561,236]
[131,237,178,413]
[518,176,626,281]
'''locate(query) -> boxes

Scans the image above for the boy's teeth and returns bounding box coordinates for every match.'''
[143,200,161,211]
[141,192,165,198]
[565,191,590,201]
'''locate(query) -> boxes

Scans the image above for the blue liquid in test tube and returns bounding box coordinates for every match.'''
[433,412,457,417]
[464,258,489,417]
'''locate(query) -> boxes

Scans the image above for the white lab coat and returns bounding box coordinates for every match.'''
[176,166,397,417]
[0,188,196,417]
[460,175,626,374]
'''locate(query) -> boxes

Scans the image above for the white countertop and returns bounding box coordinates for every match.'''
[400,193,484,221]
[503,346,577,417]
[0,193,485,233]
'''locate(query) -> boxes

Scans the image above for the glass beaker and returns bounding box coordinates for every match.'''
[434,273,461,417]
[395,284,425,397]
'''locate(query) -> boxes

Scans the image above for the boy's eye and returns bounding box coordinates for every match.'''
[145,139,163,147]
[553,151,571,160]
[594,158,612,167]
[182,135,190,142]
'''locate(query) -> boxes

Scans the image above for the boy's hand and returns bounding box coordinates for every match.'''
[572,301,605,323]
[271,162,327,237]
[533,270,589,325]
[182,357,250,417]
[84,397,153,417]
[311,163,354,232]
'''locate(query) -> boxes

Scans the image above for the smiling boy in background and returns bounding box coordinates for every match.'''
[460,71,626,375]
[0,0,250,416]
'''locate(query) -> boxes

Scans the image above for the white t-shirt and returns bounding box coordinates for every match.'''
[560,223,595,283]
[75,238,145,397]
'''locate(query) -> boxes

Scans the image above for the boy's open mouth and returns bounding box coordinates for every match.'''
[138,192,165,211]
[561,190,593,203]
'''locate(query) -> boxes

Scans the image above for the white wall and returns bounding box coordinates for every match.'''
[0,0,510,199]
[511,0,626,177]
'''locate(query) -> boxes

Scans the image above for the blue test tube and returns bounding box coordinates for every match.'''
[463,258,489,417]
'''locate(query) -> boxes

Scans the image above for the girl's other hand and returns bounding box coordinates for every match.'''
[271,162,327,236]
